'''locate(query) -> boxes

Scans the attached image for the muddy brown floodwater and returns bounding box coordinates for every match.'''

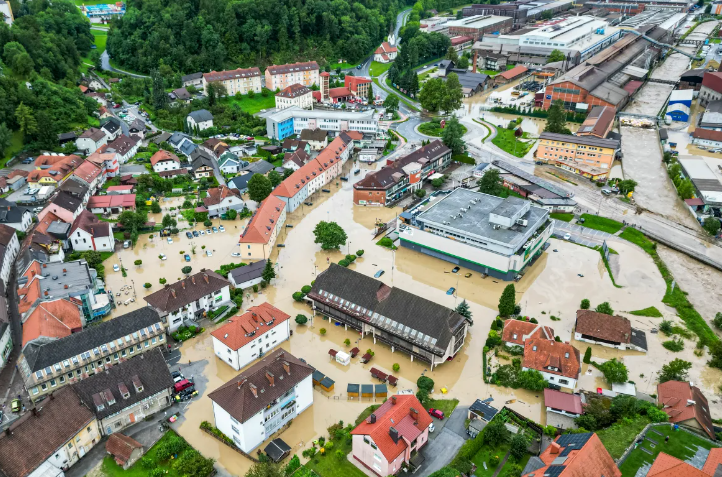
[103,163,722,475]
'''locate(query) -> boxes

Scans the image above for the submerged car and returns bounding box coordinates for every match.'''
[113,264,120,272]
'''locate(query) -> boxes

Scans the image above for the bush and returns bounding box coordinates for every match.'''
[345,254,356,262]
[714,312,722,330]
[320,328,327,335]
[583,347,592,364]
[295,314,308,325]
[338,259,350,267]
[356,249,365,256]
[663,338,684,352]
[489,455,500,467]
[301,285,312,294]
[415,189,427,198]
[580,298,590,309]
[595,301,614,315]
[252,284,259,293]
[159,278,167,285]
[529,318,538,324]
[143,282,152,289]
[182,266,192,275]
[393,363,400,372]
[293,292,305,301]
[659,320,673,335]
[324,441,334,451]
[486,329,502,348]
[417,376,434,393]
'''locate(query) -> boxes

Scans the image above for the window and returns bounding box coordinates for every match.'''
[231,425,239,433]
[60,376,65,384]
[35,371,43,379]
[63,360,70,368]
[41,383,48,391]
[129,347,135,354]
[50,379,57,387]
[32,387,38,395]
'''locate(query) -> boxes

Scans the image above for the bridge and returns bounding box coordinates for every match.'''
[677,38,705,47]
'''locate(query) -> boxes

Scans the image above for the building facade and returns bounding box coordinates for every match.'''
[535,132,619,178]
[203,68,262,96]
[265,106,378,141]
[265,62,320,90]
[275,84,314,110]
[239,195,287,260]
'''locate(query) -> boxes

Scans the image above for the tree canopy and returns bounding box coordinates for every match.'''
[658,358,692,383]
[313,221,347,250]
[442,116,465,155]
[247,174,273,202]
[544,100,572,135]
[478,168,504,196]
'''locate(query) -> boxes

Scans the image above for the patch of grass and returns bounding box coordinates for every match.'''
[481,69,500,76]
[1,130,23,166]
[618,424,717,476]
[473,119,493,142]
[222,93,275,115]
[597,415,651,460]
[629,306,663,318]
[550,213,574,222]
[426,398,459,417]
[418,67,438,82]
[491,127,534,158]
[382,78,421,112]
[369,61,393,77]
[101,430,203,477]
[579,214,623,234]
[418,120,467,137]
[471,443,510,477]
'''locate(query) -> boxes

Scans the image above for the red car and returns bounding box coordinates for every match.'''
[428,408,445,419]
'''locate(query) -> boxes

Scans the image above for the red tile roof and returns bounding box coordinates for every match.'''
[693,128,722,142]
[72,160,103,185]
[211,302,290,351]
[107,185,135,192]
[543,389,582,414]
[523,338,580,380]
[375,42,397,54]
[22,299,83,346]
[351,395,432,461]
[329,87,352,98]
[657,381,715,439]
[702,448,722,476]
[575,310,632,344]
[150,150,180,166]
[87,194,137,209]
[266,61,319,75]
[501,319,554,346]
[35,212,62,235]
[203,186,241,207]
[702,71,722,95]
[647,452,708,477]
[499,65,528,80]
[450,36,472,46]
[277,83,311,98]
[527,433,620,477]
[106,434,143,467]
[240,195,286,244]
[345,75,372,94]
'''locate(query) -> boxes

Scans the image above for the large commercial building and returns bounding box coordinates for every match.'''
[462,4,528,28]
[202,68,262,96]
[535,132,620,179]
[264,61,320,91]
[444,15,514,40]
[264,106,378,141]
[397,188,553,280]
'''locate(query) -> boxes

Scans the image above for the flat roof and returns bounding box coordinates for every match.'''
[265,105,376,122]
[415,188,549,249]
[669,89,694,102]
[446,14,510,29]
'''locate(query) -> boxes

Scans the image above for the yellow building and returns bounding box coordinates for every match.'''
[239,194,287,260]
[535,132,620,179]
[202,67,262,96]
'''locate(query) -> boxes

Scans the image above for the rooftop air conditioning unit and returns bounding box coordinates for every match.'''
[516,219,528,226]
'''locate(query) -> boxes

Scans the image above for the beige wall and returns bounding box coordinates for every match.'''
[535,138,615,169]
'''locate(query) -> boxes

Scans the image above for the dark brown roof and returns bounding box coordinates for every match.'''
[107,135,139,156]
[208,349,313,424]
[143,269,230,312]
[0,387,96,477]
[158,168,189,178]
[70,210,113,238]
[657,381,715,439]
[300,128,328,142]
[0,223,16,247]
[266,61,319,75]
[575,310,631,344]
[577,105,615,138]
[277,83,311,98]
[106,434,142,465]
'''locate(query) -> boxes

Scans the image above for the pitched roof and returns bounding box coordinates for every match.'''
[0,223,16,248]
[523,338,581,380]
[158,168,189,178]
[228,260,266,284]
[539,132,620,149]
[693,128,722,142]
[273,136,350,198]
[204,67,261,82]
[106,434,143,466]
[107,135,140,156]
[240,195,286,244]
[181,72,203,82]
[188,109,213,123]
[128,119,146,133]
[544,389,583,414]
[22,299,83,347]
[375,42,397,54]
[351,395,432,461]
[35,212,62,235]
[73,348,174,420]
[499,64,528,80]
[702,449,722,476]
[657,381,715,439]
[107,185,135,192]
[191,150,214,170]
[0,386,96,477]
[203,186,242,207]
[0,200,30,225]
[277,83,311,98]
[211,302,290,351]
[647,452,709,477]
[266,61,319,75]
[702,71,722,95]
[143,269,230,313]
[575,310,632,344]
[72,160,103,185]
[300,128,328,142]
[283,149,310,169]
[70,210,113,238]
[218,152,241,168]
[208,349,313,424]
[87,194,136,209]
[242,159,274,175]
[50,192,83,214]
[577,105,615,137]
[150,150,180,166]
[80,127,106,142]
[525,433,620,477]
[501,319,554,346]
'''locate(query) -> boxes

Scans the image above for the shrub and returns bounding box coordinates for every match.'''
[182,266,192,274]
[295,314,308,325]
[489,455,500,467]
[345,254,356,262]
[320,328,327,335]
[252,284,259,293]
[134,259,142,266]
[149,469,164,477]
[393,363,400,372]
[417,376,434,393]
[140,457,154,469]
[580,298,590,309]
[530,318,538,324]
[338,259,350,267]
[583,347,592,364]
[554,336,561,342]
[595,302,614,315]
[715,312,722,330]
[293,292,305,301]
[260,280,267,289]
[356,249,365,256]
[486,329,502,348]
[335,450,345,459]
[301,285,312,294]
[659,320,673,335]
[324,441,334,451]
[143,283,152,289]
[663,338,684,352]
[204,219,212,227]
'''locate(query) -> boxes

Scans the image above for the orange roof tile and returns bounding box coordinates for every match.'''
[702,448,722,476]
[273,136,350,198]
[106,433,142,466]
[523,338,580,379]
[529,433,620,477]
[657,381,715,439]
[210,302,290,350]
[72,160,103,184]
[501,320,554,346]
[500,65,528,80]
[150,150,180,166]
[240,195,286,244]
[35,212,63,235]
[203,186,241,207]
[647,453,708,477]
[22,299,83,346]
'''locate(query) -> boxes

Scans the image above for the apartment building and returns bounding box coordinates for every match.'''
[275,84,314,110]
[535,132,619,179]
[203,68,262,96]
[265,61,320,90]
[239,195,287,260]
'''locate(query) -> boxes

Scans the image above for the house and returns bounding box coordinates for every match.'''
[200,138,229,159]
[282,149,310,171]
[87,194,136,214]
[181,72,203,88]
[0,318,11,374]
[190,150,215,179]
[187,110,214,131]
[86,151,121,179]
[231,143,257,157]
[144,269,231,332]
[21,299,84,348]
[692,128,722,149]
[374,42,398,63]
[265,61,320,90]
[241,159,274,176]
[76,128,108,154]
[501,320,555,349]
[69,210,114,252]
[0,201,33,232]
[169,87,191,103]
[351,395,432,476]
[275,84,314,110]
[203,186,244,218]
[202,67,262,96]
[345,76,373,99]
[150,150,181,173]
[0,386,100,477]
[98,106,113,120]
[128,119,147,139]
[574,310,648,352]
[576,105,616,139]
[227,260,267,289]
[492,159,577,212]
[0,0,14,26]
[107,185,135,195]
[106,434,144,470]
[58,179,91,208]
[73,348,174,436]
[645,450,722,477]
[493,64,528,86]
[239,195,287,260]
[0,223,20,285]
[38,192,84,224]
[70,160,104,193]
[300,128,329,151]
[7,170,28,191]
[468,399,499,423]
[522,338,581,389]
[106,135,140,165]
[443,69,488,97]
[211,302,291,371]
[58,132,77,145]
[657,380,715,439]
[208,349,313,452]
[158,168,189,179]
[101,118,122,142]
[679,68,706,91]
[218,152,243,174]
[227,173,257,194]
[282,138,310,154]
[521,433,620,477]
[544,388,582,418]
[699,71,722,105]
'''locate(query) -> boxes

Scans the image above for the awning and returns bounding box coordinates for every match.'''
[685,198,705,206]
[427,173,444,180]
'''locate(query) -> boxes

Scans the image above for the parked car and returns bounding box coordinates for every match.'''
[113,264,120,272]
[159,254,167,260]
[446,287,456,295]
[200,230,205,235]
[563,233,572,241]
[452,266,460,273]
[184,254,191,262]
[212,226,218,233]
[231,252,241,257]
[219,225,225,232]
[206,228,212,235]
[192,230,199,237]
[123,240,131,249]
[429,422,435,433]
[22,157,34,164]
[11,399,20,413]
[186,231,193,239]
[167,237,173,243]
[206,250,212,257]
[428,408,445,419]
[374,270,385,278]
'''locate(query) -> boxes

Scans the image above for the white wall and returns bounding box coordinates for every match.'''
[2,211,32,232]
[1,233,19,285]
[525,367,577,390]
[72,228,114,253]
[0,324,12,371]
[213,320,291,371]
[165,285,231,332]
[153,161,180,173]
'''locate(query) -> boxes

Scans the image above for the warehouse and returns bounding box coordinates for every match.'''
[445,15,514,40]
[666,89,693,122]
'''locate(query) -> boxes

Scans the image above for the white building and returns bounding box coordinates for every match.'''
[0,202,32,232]
[106,135,140,165]
[203,68,262,96]
[227,260,266,289]
[0,321,11,373]
[208,350,314,453]
[150,150,181,173]
[69,210,114,253]
[264,106,378,141]
[275,84,314,110]
[218,152,244,174]
[0,224,20,286]
[76,128,108,155]
[187,110,214,131]
[211,302,291,371]
[202,186,245,218]
[374,42,398,63]
[574,310,648,352]
[0,1,14,25]
[522,338,580,390]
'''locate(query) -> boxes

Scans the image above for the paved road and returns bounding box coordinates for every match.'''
[416,406,468,477]
[101,50,150,78]
[344,8,410,77]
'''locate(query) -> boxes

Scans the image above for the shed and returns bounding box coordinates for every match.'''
[335,351,350,366]
[612,382,636,396]
[347,383,359,399]
[264,438,291,463]
[374,384,387,399]
[349,347,360,358]
[469,399,499,422]
[468,419,485,438]
[312,370,325,386]
[319,377,335,392]
[361,384,373,399]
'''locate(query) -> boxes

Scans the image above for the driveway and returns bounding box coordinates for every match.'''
[417,405,468,477]
[119,164,150,175]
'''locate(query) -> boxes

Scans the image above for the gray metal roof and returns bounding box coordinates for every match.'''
[188,109,213,122]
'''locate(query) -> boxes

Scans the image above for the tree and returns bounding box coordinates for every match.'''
[658,358,692,383]
[457,56,469,70]
[182,266,192,275]
[583,347,592,364]
[498,284,516,317]
[431,177,444,189]
[714,312,722,330]
[618,179,637,194]
[440,73,463,113]
[151,69,168,110]
[708,341,722,370]
[598,358,628,384]
[580,298,590,310]
[313,221,347,250]
[442,116,465,155]
[417,376,434,393]
[595,302,614,315]
[483,418,510,446]
[544,100,571,135]
[428,468,460,477]
[677,179,695,200]
[509,433,528,460]
[367,83,375,105]
[0,123,11,158]
[445,46,459,63]
[15,103,37,139]
[419,78,445,112]
[134,260,142,266]
[151,201,162,213]
[268,170,282,188]
[703,217,721,236]
[455,299,472,322]
[478,168,504,196]
[548,49,565,63]
[384,94,400,112]
[245,461,284,477]
[262,260,276,282]
[295,314,308,325]
[162,214,177,229]
[118,210,148,236]
[415,189,426,198]
[705,3,712,13]
[248,174,273,202]
[203,219,212,227]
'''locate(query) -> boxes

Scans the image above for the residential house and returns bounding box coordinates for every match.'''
[0,386,100,477]
[242,160,274,176]
[191,150,215,179]
[150,150,181,173]
[231,143,257,157]
[501,319,554,350]
[208,349,314,453]
[521,433,620,477]
[69,210,114,252]
[73,348,174,436]
[265,62,320,91]
[574,310,647,352]
[58,180,91,207]
[0,200,33,232]
[374,42,398,63]
[143,269,231,333]
[101,118,122,142]
[168,133,197,158]
[203,68,262,96]
[106,135,140,165]
[282,139,310,154]
[203,186,244,218]
[21,299,84,349]
[211,302,291,371]
[98,106,113,120]
[351,395,432,476]
[227,260,267,289]
[275,84,314,110]
[86,92,107,106]
[282,149,310,171]
[239,195,287,260]
[70,161,104,193]
[181,72,204,89]
[544,388,583,419]
[17,307,166,402]
[58,132,77,145]
[535,132,620,180]
[522,338,581,389]
[0,223,20,285]
[128,119,147,140]
[158,168,188,179]
[106,434,144,470]
[107,185,135,195]
[657,380,715,439]
[699,71,722,105]
[86,151,121,179]
[227,173,257,194]
[187,110,214,131]
[169,87,191,103]
[76,128,108,155]
[0,314,11,374]
[31,155,84,188]
[308,264,469,369]
[645,449,722,477]
[200,138,229,159]
[576,105,616,139]
[87,194,136,215]
[6,170,28,191]
[0,177,8,194]
[300,128,328,151]
[218,152,243,174]
[38,192,84,223]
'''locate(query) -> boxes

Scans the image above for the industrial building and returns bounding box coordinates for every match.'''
[397,188,553,280]
[462,4,529,28]
[263,106,378,140]
[443,15,514,40]
[463,0,575,24]
[666,89,693,122]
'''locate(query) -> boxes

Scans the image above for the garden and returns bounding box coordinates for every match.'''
[300,417,369,477]
[172,324,204,342]
[418,118,468,138]
[489,119,535,158]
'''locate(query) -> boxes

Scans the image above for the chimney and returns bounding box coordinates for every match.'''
[409,407,419,423]
[389,427,399,444]
[368,413,376,424]
[249,383,258,398]
[266,371,275,387]
[282,361,290,375]
[237,378,247,389]
[43,264,47,268]
[171,289,176,298]
[181,282,186,290]
[64,285,68,289]
[550,442,561,454]
[49,393,54,400]
[191,276,195,285]
[391,396,397,405]
[63,269,67,273]
[687,400,696,406]
[44,290,48,296]
[203,274,209,284]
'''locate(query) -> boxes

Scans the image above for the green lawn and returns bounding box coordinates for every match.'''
[491,128,535,158]
[427,398,459,417]
[418,67,438,82]
[355,405,381,426]
[579,214,624,234]
[375,78,420,112]
[471,443,510,477]
[629,306,663,317]
[482,70,500,76]
[222,93,276,114]
[550,213,574,222]
[304,420,369,477]
[1,130,23,166]
[74,0,112,6]
[418,120,468,137]
[369,61,393,77]
[618,424,719,476]
[81,28,107,68]
[597,416,651,460]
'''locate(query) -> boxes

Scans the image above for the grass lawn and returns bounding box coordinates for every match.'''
[375,78,420,112]
[222,93,276,114]
[550,212,574,222]
[418,67,438,82]
[597,416,651,460]
[1,130,23,166]
[369,61,393,77]
[579,214,623,234]
[427,398,459,417]
[482,70,500,76]
[499,188,524,199]
[629,306,663,317]
[418,120,468,137]
[471,443,510,477]
[355,404,381,426]
[618,424,719,476]
[74,0,111,5]
[491,128,534,158]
